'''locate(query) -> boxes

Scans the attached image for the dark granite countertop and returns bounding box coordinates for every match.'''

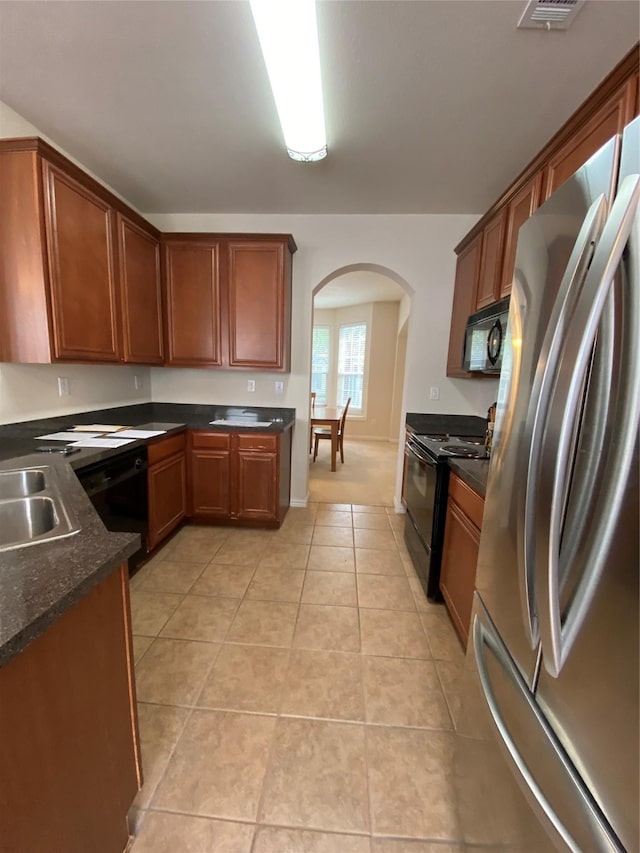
[405,412,487,437]
[0,453,138,665]
[448,458,490,497]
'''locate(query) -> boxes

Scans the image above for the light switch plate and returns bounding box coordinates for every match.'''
[247,379,256,392]
[429,386,440,400]
[57,377,70,397]
[275,381,284,394]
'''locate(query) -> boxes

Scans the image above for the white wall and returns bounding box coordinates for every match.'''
[148,213,499,506]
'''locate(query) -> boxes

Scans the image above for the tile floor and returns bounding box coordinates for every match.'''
[128,502,466,853]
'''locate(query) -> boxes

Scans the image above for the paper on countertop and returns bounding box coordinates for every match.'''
[107,429,167,439]
[36,431,101,441]
[70,437,136,448]
[71,424,132,432]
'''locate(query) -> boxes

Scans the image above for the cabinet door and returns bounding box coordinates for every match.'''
[235,450,278,521]
[164,241,222,366]
[500,173,542,299]
[117,214,163,364]
[42,162,120,362]
[446,233,482,378]
[440,496,481,648]
[543,76,637,200]
[148,452,186,550]
[190,449,231,518]
[227,241,289,370]
[475,210,506,310]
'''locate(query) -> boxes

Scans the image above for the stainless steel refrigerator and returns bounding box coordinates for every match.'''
[453,118,639,851]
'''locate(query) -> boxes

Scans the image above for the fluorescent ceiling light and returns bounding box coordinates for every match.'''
[250,0,327,162]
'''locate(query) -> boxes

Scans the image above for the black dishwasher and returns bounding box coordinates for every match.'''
[76,448,148,571]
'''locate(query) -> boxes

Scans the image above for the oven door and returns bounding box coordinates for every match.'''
[403,437,438,546]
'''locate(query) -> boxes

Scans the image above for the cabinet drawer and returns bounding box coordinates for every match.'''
[237,433,277,452]
[148,431,186,466]
[190,431,230,450]
[448,472,484,529]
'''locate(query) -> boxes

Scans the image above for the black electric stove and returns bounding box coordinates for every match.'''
[403,433,487,600]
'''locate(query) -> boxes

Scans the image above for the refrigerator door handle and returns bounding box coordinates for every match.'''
[536,174,640,678]
[519,195,608,649]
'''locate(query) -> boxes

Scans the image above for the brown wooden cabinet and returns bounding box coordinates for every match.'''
[475,210,506,310]
[189,429,291,527]
[446,232,482,378]
[163,235,294,371]
[0,564,141,853]
[440,473,485,648]
[499,173,542,298]
[117,213,164,365]
[148,432,187,549]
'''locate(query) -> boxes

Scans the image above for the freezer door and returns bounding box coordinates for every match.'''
[476,137,618,688]
[454,595,622,851]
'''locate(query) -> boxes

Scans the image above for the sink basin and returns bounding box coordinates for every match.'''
[0,466,80,553]
[0,469,46,500]
[209,419,273,427]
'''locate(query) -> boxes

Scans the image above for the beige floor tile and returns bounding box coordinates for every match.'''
[408,577,431,612]
[302,571,358,606]
[135,638,220,705]
[285,505,319,524]
[367,727,458,839]
[211,540,267,566]
[191,563,256,599]
[246,566,306,602]
[134,559,208,595]
[352,513,392,531]
[256,543,310,570]
[420,610,465,662]
[319,502,353,512]
[134,703,190,808]
[159,595,239,643]
[312,525,354,547]
[355,549,405,576]
[360,610,431,659]
[253,825,370,853]
[133,634,154,664]
[164,539,225,564]
[172,524,231,544]
[372,840,462,853]
[130,591,183,636]
[281,649,364,721]
[354,529,398,551]
[260,718,369,833]
[436,660,466,730]
[152,709,275,821]
[352,504,388,514]
[316,510,353,527]
[294,604,360,652]
[274,521,314,544]
[130,811,254,853]
[363,657,452,729]
[198,644,289,713]
[308,545,355,573]
[357,575,416,611]
[227,599,298,647]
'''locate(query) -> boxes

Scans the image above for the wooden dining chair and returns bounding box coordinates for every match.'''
[313,397,351,463]
[309,392,317,452]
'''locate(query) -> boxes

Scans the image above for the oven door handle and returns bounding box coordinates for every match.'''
[405,439,436,466]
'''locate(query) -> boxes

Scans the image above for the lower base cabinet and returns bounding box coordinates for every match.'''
[148,432,187,550]
[0,564,141,853]
[440,473,485,647]
[189,429,291,527]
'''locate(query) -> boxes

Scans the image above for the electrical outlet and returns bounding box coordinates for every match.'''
[275,380,284,394]
[134,374,143,390]
[57,377,70,397]
[429,386,440,401]
[247,379,256,392]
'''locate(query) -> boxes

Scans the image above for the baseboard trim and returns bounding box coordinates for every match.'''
[289,496,309,508]
[393,497,406,513]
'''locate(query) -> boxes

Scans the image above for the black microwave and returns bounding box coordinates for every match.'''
[462,297,510,374]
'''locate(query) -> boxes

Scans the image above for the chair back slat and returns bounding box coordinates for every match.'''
[340,398,351,432]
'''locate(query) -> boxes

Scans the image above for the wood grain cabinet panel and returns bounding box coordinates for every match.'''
[163,241,222,366]
[446,233,482,378]
[148,451,187,550]
[190,447,231,519]
[500,173,542,298]
[0,564,140,853]
[236,450,278,522]
[475,210,506,310]
[440,473,485,648]
[43,161,120,362]
[117,214,164,364]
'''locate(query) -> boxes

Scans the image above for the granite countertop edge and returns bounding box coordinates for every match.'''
[448,458,490,497]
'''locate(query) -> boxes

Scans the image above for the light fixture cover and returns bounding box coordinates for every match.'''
[250,0,327,161]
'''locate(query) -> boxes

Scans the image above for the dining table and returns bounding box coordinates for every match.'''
[310,404,345,473]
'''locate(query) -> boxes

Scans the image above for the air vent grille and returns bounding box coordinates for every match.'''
[517,0,586,30]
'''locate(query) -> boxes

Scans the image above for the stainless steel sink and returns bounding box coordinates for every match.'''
[0,466,80,553]
[0,469,46,500]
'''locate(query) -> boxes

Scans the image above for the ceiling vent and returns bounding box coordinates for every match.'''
[517,0,585,30]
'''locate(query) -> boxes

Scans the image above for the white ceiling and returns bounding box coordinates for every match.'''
[0,1,637,215]
[314,271,405,309]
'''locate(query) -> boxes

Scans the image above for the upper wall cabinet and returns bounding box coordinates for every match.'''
[0,138,163,366]
[163,234,294,371]
[446,233,482,378]
[499,173,542,299]
[475,210,506,311]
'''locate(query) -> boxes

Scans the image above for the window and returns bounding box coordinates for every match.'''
[311,325,330,405]
[338,323,366,409]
